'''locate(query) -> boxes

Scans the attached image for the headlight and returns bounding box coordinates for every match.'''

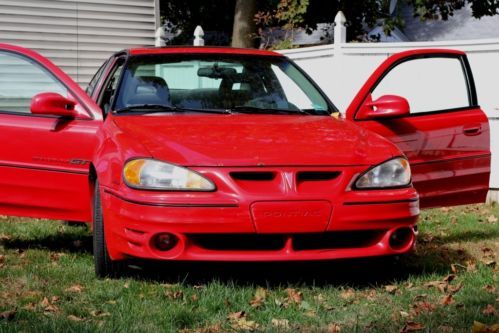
[355,157,411,189]
[123,159,215,191]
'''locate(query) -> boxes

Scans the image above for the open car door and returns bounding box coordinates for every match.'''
[0,43,103,221]
[346,49,490,209]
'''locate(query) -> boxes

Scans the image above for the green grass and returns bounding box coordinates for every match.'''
[0,205,497,333]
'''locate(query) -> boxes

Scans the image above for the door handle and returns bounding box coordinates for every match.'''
[463,124,482,136]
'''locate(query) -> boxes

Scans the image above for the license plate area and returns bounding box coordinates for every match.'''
[250,201,332,233]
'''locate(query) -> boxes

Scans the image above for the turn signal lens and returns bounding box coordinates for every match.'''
[123,159,215,191]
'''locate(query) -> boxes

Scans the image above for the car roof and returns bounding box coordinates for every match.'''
[125,46,284,57]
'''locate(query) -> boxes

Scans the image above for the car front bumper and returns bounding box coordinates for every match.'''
[101,180,420,261]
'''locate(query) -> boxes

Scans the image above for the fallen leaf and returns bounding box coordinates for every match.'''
[327,323,341,332]
[123,282,130,289]
[227,311,245,320]
[413,301,436,314]
[271,318,289,329]
[340,288,355,300]
[472,321,499,333]
[483,285,496,293]
[90,310,110,318]
[164,290,183,300]
[51,296,60,303]
[65,284,84,293]
[0,255,5,264]
[22,303,36,311]
[443,274,456,283]
[249,287,267,309]
[230,318,259,331]
[400,311,410,318]
[191,294,198,302]
[385,285,399,294]
[448,282,463,294]
[482,304,496,316]
[440,294,454,306]
[487,215,498,223]
[286,288,303,305]
[0,310,16,321]
[400,321,425,332]
[67,315,84,322]
[424,280,447,293]
[480,259,496,268]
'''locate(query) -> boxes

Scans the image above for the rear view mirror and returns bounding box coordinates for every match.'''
[197,66,237,79]
[31,92,77,118]
[358,95,410,120]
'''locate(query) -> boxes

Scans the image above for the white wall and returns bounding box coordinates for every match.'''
[280,39,499,194]
[0,0,158,87]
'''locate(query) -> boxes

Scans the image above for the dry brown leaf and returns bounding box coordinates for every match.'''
[385,285,399,294]
[443,274,456,283]
[227,311,245,320]
[483,285,496,293]
[249,287,267,309]
[400,311,410,318]
[340,288,355,300]
[472,321,499,333]
[480,259,496,268]
[440,294,454,306]
[230,318,259,331]
[424,280,447,293]
[448,282,463,295]
[65,284,84,293]
[487,215,498,223]
[191,294,198,302]
[0,255,5,264]
[482,304,496,316]
[51,296,60,303]
[271,318,289,329]
[286,288,303,305]
[22,303,36,311]
[0,310,16,321]
[327,323,341,333]
[400,321,425,332]
[90,310,110,318]
[165,290,184,300]
[67,315,84,322]
[413,301,436,314]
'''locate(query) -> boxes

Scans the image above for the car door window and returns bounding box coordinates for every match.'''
[99,58,125,114]
[0,51,67,114]
[371,57,470,114]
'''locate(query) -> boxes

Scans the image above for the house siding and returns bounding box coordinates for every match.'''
[0,0,157,87]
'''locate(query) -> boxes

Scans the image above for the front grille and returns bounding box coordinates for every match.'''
[188,231,385,252]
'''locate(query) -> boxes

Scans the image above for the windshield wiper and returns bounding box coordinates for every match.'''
[114,104,230,114]
[228,106,312,115]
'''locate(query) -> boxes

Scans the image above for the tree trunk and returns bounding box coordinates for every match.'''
[231,0,257,48]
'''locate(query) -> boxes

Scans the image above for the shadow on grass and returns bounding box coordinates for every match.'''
[432,228,499,243]
[0,229,475,288]
[1,228,92,254]
[123,241,473,288]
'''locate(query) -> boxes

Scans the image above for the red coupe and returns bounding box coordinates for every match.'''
[0,44,490,277]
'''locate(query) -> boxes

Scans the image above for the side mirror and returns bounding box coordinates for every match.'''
[31,92,77,118]
[358,95,410,120]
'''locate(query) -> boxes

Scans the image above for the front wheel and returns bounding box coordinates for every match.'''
[93,180,126,278]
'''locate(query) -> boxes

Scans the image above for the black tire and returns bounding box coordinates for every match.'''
[93,180,125,278]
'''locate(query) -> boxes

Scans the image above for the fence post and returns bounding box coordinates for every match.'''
[193,25,205,46]
[155,26,166,47]
[333,11,347,112]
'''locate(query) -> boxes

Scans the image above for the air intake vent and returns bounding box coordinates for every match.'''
[230,172,276,181]
[297,171,340,182]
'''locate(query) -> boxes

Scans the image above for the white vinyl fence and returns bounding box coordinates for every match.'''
[279,12,499,202]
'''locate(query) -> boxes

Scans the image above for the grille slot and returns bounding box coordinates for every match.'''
[296,171,340,182]
[189,234,286,251]
[230,171,276,181]
[293,231,385,250]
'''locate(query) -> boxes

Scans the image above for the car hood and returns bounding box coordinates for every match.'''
[112,114,399,167]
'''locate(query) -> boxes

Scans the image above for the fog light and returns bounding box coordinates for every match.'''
[153,233,178,251]
[389,228,413,250]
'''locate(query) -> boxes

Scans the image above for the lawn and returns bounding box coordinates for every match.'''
[0,205,497,333]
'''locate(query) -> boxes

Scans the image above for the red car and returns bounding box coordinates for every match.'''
[0,44,490,277]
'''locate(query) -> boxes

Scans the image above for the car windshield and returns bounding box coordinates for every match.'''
[113,54,334,115]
